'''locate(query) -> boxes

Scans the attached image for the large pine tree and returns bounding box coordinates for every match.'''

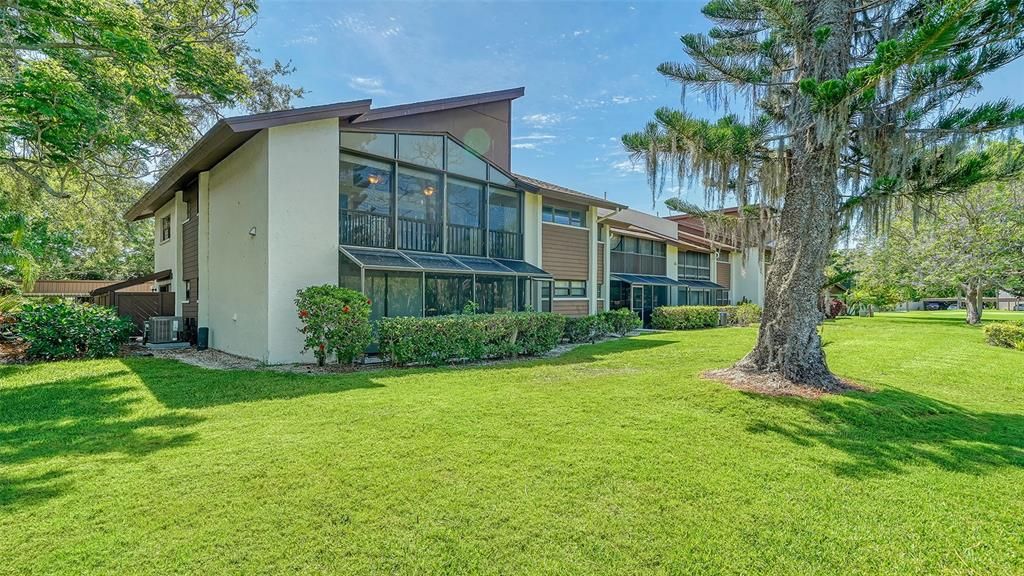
[624,0,1024,390]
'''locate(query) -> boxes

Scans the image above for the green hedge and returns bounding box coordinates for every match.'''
[599,308,643,336]
[378,312,566,366]
[720,303,763,327]
[563,315,611,343]
[983,321,1024,350]
[652,306,721,330]
[14,301,133,360]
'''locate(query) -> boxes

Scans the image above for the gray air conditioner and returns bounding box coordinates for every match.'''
[145,316,184,344]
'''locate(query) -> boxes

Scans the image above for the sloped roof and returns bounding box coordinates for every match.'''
[126,88,527,221]
[512,174,625,210]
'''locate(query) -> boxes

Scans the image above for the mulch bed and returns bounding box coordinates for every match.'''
[703,367,870,399]
[0,338,27,364]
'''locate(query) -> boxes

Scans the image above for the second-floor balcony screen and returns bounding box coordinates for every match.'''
[340,131,521,259]
[610,236,667,275]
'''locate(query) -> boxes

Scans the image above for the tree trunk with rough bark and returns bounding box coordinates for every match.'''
[965,282,983,325]
[735,0,853,391]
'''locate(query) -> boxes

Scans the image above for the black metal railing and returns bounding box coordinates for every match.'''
[340,209,392,248]
[488,230,522,260]
[447,223,484,256]
[398,217,443,253]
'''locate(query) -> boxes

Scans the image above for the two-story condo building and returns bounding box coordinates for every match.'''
[125,88,765,363]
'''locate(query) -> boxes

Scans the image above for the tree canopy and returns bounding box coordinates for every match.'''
[0,0,304,284]
[624,0,1024,389]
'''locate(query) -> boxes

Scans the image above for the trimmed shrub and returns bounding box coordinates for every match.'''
[296,285,373,366]
[983,321,1024,351]
[651,306,721,330]
[377,312,566,366]
[826,298,848,319]
[598,308,642,336]
[14,301,133,360]
[563,314,612,343]
[729,302,763,326]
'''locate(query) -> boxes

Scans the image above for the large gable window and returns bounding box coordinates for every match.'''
[340,131,523,260]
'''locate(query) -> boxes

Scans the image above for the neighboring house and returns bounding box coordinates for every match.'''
[666,211,771,306]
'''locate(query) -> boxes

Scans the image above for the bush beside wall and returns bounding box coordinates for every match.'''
[599,308,643,336]
[296,285,373,366]
[983,321,1024,350]
[378,312,566,366]
[652,306,721,330]
[14,301,133,360]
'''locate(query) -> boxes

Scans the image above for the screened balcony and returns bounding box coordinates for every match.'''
[340,131,523,260]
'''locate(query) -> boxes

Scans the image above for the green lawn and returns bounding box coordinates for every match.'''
[2,311,1023,575]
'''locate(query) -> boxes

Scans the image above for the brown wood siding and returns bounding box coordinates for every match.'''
[553,300,589,317]
[597,241,605,280]
[716,261,731,290]
[181,181,200,319]
[542,223,589,281]
[28,279,155,297]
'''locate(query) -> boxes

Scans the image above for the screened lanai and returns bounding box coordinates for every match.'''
[339,246,554,320]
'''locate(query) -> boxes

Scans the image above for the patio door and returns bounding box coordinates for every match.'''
[630,284,648,327]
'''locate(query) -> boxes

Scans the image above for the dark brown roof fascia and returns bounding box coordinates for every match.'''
[125,100,372,221]
[352,88,525,124]
[90,269,173,296]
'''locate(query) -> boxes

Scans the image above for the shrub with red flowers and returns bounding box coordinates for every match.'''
[295,285,373,366]
[826,298,848,319]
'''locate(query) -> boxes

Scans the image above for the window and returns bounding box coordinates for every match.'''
[340,154,394,248]
[425,274,473,316]
[597,283,603,299]
[396,166,443,252]
[488,186,521,259]
[717,251,731,263]
[446,138,487,180]
[679,251,711,280]
[183,280,192,302]
[716,289,730,306]
[398,134,443,169]
[446,178,484,256]
[183,198,192,222]
[554,280,586,298]
[365,270,423,321]
[160,216,171,242]
[610,235,667,275]
[475,275,515,313]
[341,132,395,158]
[542,205,585,227]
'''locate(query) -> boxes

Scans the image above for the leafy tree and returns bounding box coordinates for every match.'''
[624,0,1024,389]
[0,0,303,199]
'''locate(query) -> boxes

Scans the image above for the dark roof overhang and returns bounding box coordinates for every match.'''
[513,173,625,210]
[125,100,373,221]
[352,87,525,124]
[90,269,173,296]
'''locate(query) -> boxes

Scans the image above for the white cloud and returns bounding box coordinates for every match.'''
[611,95,640,104]
[513,133,557,142]
[511,143,539,150]
[283,34,319,47]
[521,113,563,127]
[347,76,388,95]
[573,29,589,37]
[332,15,402,38]
[612,159,644,175]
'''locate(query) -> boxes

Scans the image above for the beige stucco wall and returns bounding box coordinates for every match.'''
[666,244,679,304]
[732,248,764,305]
[265,118,340,364]
[153,198,178,282]
[207,130,270,360]
[523,191,542,267]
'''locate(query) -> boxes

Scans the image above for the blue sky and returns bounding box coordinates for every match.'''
[250,0,1024,215]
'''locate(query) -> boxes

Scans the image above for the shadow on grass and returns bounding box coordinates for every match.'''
[125,337,678,410]
[746,387,1024,478]
[0,368,203,509]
